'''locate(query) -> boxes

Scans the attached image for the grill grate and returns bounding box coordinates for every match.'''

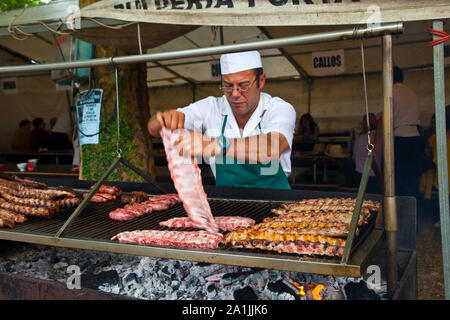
[3,197,286,243]
[0,189,383,277]
[58,198,283,241]
[5,197,370,253]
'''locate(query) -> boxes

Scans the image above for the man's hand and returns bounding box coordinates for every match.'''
[174,131,220,159]
[147,110,185,137]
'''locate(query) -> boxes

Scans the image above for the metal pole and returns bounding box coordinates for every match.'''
[307,78,312,114]
[119,157,168,194]
[382,34,398,299]
[0,23,403,76]
[54,156,122,238]
[432,19,450,300]
[341,152,372,264]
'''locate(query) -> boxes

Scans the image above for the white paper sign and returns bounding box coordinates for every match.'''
[311,49,345,76]
[210,60,221,80]
[1,78,18,94]
[76,89,103,145]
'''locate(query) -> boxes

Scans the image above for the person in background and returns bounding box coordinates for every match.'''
[425,114,436,140]
[297,113,320,143]
[49,117,57,131]
[352,113,382,193]
[30,117,49,152]
[50,110,80,170]
[428,105,450,193]
[427,106,450,227]
[11,120,31,151]
[374,66,425,198]
[419,113,437,199]
[49,111,73,150]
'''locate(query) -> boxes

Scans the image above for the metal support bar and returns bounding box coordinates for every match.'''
[382,34,398,300]
[258,26,310,80]
[0,23,403,76]
[341,152,372,264]
[54,155,169,238]
[119,157,168,194]
[54,156,122,238]
[432,20,450,300]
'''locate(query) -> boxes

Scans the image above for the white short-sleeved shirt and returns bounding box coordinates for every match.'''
[51,111,73,137]
[377,83,420,137]
[177,92,296,178]
[352,131,382,176]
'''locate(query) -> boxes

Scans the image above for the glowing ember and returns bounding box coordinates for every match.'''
[291,282,306,296]
[312,284,325,300]
[291,282,325,300]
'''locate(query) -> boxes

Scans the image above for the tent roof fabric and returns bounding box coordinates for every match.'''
[0,1,448,85]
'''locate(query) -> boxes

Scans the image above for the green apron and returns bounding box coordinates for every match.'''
[215,115,291,190]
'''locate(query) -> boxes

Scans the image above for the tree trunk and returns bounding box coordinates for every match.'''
[76,1,153,181]
[79,46,152,182]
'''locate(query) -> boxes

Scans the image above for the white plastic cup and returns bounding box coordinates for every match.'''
[17,163,27,172]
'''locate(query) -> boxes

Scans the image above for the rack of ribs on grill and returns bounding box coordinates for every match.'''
[226,228,346,257]
[253,219,356,237]
[225,197,380,257]
[111,230,224,249]
[272,198,380,215]
[265,210,371,226]
[160,127,218,233]
[0,177,81,225]
[109,193,181,221]
[0,218,14,229]
[159,216,256,232]
[83,184,123,203]
[11,175,47,189]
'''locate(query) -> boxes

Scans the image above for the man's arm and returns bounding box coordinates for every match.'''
[175,131,290,163]
[225,132,290,163]
[147,109,185,137]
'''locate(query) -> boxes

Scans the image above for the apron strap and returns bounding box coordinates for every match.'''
[221,115,228,136]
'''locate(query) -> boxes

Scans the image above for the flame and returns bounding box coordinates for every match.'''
[291,282,325,300]
[312,284,325,300]
[291,282,306,296]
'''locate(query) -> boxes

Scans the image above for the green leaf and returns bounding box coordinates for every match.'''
[0,0,45,12]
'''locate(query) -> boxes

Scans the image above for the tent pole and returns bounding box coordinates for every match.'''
[432,19,450,300]
[382,34,398,300]
[307,78,312,114]
[0,23,403,76]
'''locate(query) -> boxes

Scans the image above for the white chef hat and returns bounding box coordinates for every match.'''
[220,51,262,75]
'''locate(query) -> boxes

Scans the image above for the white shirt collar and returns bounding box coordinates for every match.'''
[220,93,268,137]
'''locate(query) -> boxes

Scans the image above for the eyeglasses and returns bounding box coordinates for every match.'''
[220,78,257,94]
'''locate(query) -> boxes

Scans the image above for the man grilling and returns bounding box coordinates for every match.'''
[147,51,296,190]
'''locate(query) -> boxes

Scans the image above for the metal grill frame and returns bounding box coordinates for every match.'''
[0,178,384,278]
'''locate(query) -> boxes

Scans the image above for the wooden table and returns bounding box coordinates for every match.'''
[0,164,79,177]
[291,152,351,183]
[0,149,74,165]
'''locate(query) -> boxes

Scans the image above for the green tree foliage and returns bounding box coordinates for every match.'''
[0,0,44,12]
